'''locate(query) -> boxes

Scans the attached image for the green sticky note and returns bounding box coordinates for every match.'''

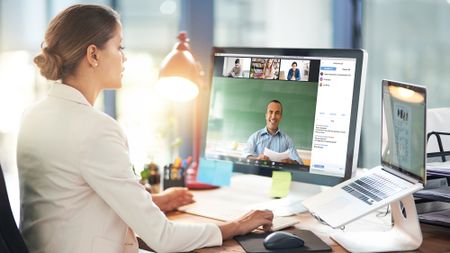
[270,171,291,198]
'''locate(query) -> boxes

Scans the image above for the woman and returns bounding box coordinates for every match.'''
[263,59,274,79]
[287,61,301,81]
[17,4,273,253]
[228,58,241,77]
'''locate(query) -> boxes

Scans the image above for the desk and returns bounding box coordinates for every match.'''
[168,175,450,253]
[167,211,450,253]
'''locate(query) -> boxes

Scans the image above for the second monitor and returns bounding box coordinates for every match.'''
[203,47,367,186]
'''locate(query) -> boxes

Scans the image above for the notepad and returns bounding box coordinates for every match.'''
[197,158,233,186]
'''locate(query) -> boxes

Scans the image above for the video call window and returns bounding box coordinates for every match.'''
[249,58,281,80]
[279,60,311,81]
[206,59,319,169]
[222,57,251,78]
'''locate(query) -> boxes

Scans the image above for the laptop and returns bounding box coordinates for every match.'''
[303,79,426,228]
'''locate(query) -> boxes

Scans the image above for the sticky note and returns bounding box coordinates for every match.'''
[270,171,291,198]
[197,158,233,186]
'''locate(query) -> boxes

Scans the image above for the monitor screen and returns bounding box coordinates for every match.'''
[202,48,367,186]
[381,80,426,183]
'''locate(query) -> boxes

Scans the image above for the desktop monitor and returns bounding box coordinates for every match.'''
[202,48,367,186]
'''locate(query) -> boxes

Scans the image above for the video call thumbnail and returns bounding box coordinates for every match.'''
[222,56,313,83]
[249,58,281,80]
[222,57,251,78]
[279,60,310,81]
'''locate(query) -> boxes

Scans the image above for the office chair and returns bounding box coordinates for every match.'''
[0,164,29,253]
[427,107,450,162]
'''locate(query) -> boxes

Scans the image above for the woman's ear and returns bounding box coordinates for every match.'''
[86,44,99,68]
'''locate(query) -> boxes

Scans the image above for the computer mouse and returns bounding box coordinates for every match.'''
[263,231,305,250]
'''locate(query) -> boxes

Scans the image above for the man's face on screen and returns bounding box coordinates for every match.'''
[265,102,282,133]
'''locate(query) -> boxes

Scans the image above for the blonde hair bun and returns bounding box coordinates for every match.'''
[34,47,63,81]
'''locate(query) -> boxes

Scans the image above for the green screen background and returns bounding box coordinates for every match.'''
[207,77,318,150]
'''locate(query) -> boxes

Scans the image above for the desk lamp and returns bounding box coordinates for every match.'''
[155,31,200,102]
[156,31,215,189]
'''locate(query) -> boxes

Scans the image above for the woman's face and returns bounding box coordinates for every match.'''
[96,23,127,89]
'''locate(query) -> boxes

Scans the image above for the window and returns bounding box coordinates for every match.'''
[116,0,181,168]
[360,0,450,167]
[214,0,333,48]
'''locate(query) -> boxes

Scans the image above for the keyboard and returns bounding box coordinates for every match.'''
[342,173,409,205]
[179,203,299,231]
[271,216,300,231]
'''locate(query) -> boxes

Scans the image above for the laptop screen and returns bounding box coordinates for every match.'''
[381,80,426,183]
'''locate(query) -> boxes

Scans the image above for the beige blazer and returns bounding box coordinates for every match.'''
[17,84,221,253]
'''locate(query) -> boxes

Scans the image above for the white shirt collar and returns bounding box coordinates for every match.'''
[48,83,91,106]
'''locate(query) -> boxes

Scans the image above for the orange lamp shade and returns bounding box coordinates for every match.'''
[155,32,201,102]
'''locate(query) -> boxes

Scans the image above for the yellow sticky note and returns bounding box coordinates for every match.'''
[270,171,292,198]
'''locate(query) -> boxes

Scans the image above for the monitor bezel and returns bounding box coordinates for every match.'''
[202,47,367,186]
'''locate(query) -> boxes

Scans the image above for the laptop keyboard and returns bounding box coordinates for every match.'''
[342,173,409,205]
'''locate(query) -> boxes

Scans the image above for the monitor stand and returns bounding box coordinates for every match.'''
[331,194,422,252]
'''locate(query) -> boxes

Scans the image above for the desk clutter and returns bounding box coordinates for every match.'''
[163,160,186,190]
[140,162,161,193]
[140,157,194,192]
[415,177,450,227]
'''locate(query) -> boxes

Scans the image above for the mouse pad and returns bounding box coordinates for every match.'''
[235,228,331,253]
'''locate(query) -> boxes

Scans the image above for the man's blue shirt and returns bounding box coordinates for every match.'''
[244,127,303,164]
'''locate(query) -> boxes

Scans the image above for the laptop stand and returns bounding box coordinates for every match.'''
[331,194,422,252]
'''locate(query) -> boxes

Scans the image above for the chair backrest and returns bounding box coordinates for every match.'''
[427,107,450,162]
[0,164,29,253]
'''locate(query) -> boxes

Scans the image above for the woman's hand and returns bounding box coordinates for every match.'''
[152,187,195,212]
[219,210,273,240]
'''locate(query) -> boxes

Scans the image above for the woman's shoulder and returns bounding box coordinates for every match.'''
[82,108,122,131]
[76,109,128,146]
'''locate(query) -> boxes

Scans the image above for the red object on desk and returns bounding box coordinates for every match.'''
[185,162,218,190]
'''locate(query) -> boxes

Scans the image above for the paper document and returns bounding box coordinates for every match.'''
[264,147,290,162]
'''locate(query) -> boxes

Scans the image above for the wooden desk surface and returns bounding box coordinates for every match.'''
[163,174,450,253]
[167,211,450,253]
